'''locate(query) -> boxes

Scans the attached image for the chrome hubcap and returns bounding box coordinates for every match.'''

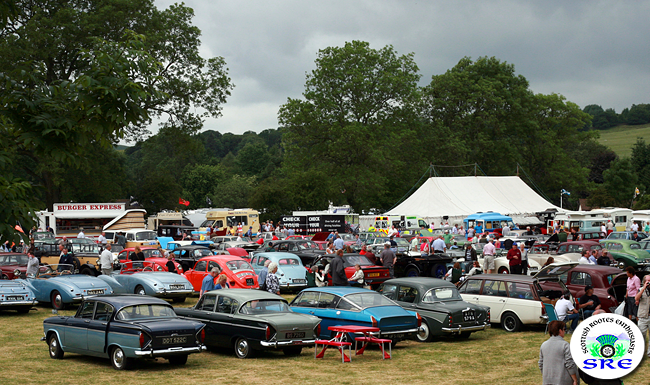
[113,349,124,367]
[49,338,57,355]
[236,340,248,357]
[54,294,62,308]
[417,324,429,341]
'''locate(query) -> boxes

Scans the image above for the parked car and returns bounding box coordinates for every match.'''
[116,247,183,273]
[175,289,320,358]
[290,286,421,345]
[311,253,391,289]
[169,245,215,271]
[250,253,308,291]
[606,231,648,241]
[640,240,650,254]
[608,270,650,308]
[598,239,650,269]
[20,265,114,309]
[183,255,259,291]
[105,228,160,249]
[557,241,603,255]
[526,244,577,265]
[539,264,622,313]
[43,295,205,369]
[0,279,38,313]
[0,252,48,279]
[213,241,260,255]
[378,277,489,341]
[37,240,103,276]
[97,261,193,303]
[458,263,577,332]
[391,251,453,279]
[574,231,606,241]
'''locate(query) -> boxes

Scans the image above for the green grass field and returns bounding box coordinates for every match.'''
[1,296,649,385]
[597,123,650,158]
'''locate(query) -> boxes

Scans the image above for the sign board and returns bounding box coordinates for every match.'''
[281,215,345,234]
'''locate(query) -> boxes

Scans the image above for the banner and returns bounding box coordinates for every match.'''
[179,198,190,207]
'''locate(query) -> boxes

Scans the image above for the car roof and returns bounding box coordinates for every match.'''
[203,288,285,302]
[569,264,622,274]
[383,277,456,290]
[89,294,171,307]
[601,239,637,244]
[196,255,243,262]
[174,245,211,250]
[560,241,600,245]
[255,252,303,260]
[464,274,538,283]
[300,286,375,296]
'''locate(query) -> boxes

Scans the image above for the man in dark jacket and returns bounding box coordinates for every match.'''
[330,250,348,286]
[463,243,477,273]
[380,242,396,278]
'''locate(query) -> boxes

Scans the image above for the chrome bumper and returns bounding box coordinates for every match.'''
[370,328,419,336]
[260,339,316,347]
[441,323,490,333]
[0,300,38,307]
[134,345,206,356]
[155,289,193,296]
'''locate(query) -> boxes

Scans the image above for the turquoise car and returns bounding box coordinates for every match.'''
[598,239,650,270]
[0,280,38,313]
[250,252,308,292]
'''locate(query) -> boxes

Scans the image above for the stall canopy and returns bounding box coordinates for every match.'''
[385,176,559,220]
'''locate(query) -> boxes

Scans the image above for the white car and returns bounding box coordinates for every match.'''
[458,263,577,332]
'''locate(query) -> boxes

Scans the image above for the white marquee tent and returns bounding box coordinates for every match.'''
[385,176,560,225]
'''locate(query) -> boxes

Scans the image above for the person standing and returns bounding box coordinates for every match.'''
[380,242,396,278]
[420,238,430,256]
[97,232,107,247]
[634,275,650,358]
[330,250,349,285]
[333,235,344,250]
[201,267,219,296]
[258,260,271,291]
[115,232,126,248]
[77,228,85,238]
[432,236,446,253]
[214,274,231,289]
[645,221,650,234]
[539,320,579,385]
[463,243,477,273]
[631,221,639,232]
[410,235,419,252]
[467,226,475,240]
[130,245,145,261]
[26,251,39,277]
[166,254,177,274]
[265,262,281,294]
[443,230,453,247]
[625,266,641,321]
[519,243,529,275]
[100,243,113,275]
[606,220,614,235]
[506,243,522,274]
[355,234,363,248]
[482,239,496,274]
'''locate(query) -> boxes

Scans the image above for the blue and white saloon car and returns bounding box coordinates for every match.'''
[43,295,206,369]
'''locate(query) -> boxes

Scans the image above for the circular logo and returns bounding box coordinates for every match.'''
[570,313,644,380]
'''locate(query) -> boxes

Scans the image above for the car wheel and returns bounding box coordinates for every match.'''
[405,267,420,277]
[48,334,64,359]
[110,346,129,370]
[431,264,446,278]
[71,256,81,271]
[80,267,92,276]
[498,267,510,274]
[168,354,188,365]
[134,285,146,296]
[457,332,472,339]
[501,312,522,332]
[234,337,255,359]
[416,320,432,342]
[0,274,7,280]
[283,346,303,356]
[51,290,65,310]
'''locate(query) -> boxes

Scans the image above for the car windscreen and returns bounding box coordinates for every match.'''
[115,304,176,320]
[422,287,462,302]
[226,259,253,271]
[342,255,373,267]
[344,292,397,308]
[393,238,409,246]
[71,243,100,253]
[630,244,641,250]
[0,254,28,265]
[135,231,157,241]
[297,241,319,250]
[239,299,291,314]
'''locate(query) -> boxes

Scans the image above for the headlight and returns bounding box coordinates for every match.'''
[13,269,21,278]
[156,266,163,271]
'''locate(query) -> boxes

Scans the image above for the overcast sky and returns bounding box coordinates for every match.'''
[154,0,650,136]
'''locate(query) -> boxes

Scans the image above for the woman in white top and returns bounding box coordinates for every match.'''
[313,265,326,287]
[348,264,364,286]
[325,241,335,254]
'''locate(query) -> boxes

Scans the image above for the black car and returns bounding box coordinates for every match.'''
[171,246,215,271]
[43,295,206,370]
[394,253,454,279]
[266,240,324,262]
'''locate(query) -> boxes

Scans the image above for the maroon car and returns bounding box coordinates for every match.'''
[317,253,391,289]
[557,241,603,255]
[540,264,622,313]
[0,253,47,279]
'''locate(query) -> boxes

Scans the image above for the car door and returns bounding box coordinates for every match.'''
[504,282,539,324]
[187,260,207,291]
[212,295,239,346]
[396,285,419,309]
[459,279,483,306]
[87,301,114,355]
[189,294,220,346]
[64,300,95,352]
[567,271,592,299]
[477,279,508,322]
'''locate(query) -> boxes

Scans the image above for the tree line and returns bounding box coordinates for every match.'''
[0,0,647,244]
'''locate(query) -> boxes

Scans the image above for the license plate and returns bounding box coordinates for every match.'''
[148,242,157,245]
[162,336,187,345]
[463,310,475,322]
[169,284,184,290]
[7,296,23,301]
[368,273,380,277]
[246,278,254,286]
[87,289,104,295]
[292,279,306,284]
[286,332,305,339]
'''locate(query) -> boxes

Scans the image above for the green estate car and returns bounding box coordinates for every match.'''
[598,239,650,270]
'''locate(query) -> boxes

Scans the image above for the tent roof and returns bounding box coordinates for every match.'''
[385,176,559,218]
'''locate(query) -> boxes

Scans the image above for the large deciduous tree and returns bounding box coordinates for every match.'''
[278,41,424,212]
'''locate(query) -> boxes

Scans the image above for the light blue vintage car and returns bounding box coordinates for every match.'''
[0,279,38,313]
[250,252,308,292]
[97,261,193,303]
[20,265,114,309]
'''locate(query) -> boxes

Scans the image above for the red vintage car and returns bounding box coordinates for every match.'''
[316,253,391,289]
[183,255,259,291]
[116,247,183,273]
[0,253,48,279]
[310,232,331,250]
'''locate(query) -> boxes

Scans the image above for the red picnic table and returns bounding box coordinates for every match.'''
[314,325,392,362]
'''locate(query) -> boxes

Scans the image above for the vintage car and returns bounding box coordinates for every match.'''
[574,231,606,241]
[391,251,454,279]
[268,239,324,254]
[458,263,577,332]
[97,261,193,303]
[366,237,414,256]
[640,240,650,253]
[20,265,114,309]
[43,295,206,369]
[209,235,240,244]
[213,241,260,255]
[309,232,330,250]
[310,253,391,289]
[475,250,542,276]
[175,289,320,358]
[36,239,103,276]
[539,264,622,313]
[169,245,215,271]
[608,270,650,308]
[526,244,578,265]
[105,228,160,249]
[184,255,259,291]
[290,286,421,345]
[598,239,650,269]
[0,252,48,279]
[0,279,38,313]
[605,231,648,241]
[250,252,307,291]
[378,277,490,341]
[116,247,183,273]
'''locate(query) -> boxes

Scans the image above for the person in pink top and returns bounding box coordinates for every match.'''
[626,266,641,320]
[482,239,496,274]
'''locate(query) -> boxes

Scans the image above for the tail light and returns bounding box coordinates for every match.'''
[371,316,378,328]
[487,310,491,321]
[200,328,205,343]
[416,312,422,327]
[540,302,546,316]
[139,332,145,348]
[266,325,271,340]
[316,323,321,337]
[448,315,453,327]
